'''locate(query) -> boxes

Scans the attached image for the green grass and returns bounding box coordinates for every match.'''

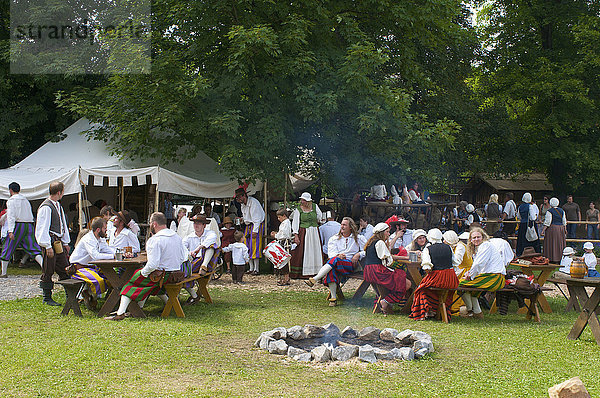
[0,286,598,397]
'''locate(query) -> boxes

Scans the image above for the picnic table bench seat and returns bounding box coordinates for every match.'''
[161,273,202,318]
[56,279,85,317]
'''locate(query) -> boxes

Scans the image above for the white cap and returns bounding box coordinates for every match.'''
[443,230,459,245]
[373,222,390,233]
[427,228,443,243]
[522,192,532,203]
[466,204,475,213]
[550,197,559,207]
[459,231,470,240]
[299,192,312,202]
[563,246,575,256]
[584,242,594,250]
[412,229,427,241]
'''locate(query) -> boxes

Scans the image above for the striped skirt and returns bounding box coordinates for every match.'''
[322,257,355,286]
[0,222,42,261]
[121,269,163,301]
[410,268,459,320]
[244,223,264,259]
[71,264,108,296]
[459,272,506,297]
[186,247,221,288]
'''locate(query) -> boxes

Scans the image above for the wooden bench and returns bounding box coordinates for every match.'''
[161,274,202,318]
[546,277,579,312]
[55,279,85,317]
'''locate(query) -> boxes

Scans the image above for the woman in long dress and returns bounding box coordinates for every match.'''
[515,192,541,256]
[541,197,567,262]
[289,192,324,278]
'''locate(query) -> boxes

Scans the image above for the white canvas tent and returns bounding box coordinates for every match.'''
[0,118,262,201]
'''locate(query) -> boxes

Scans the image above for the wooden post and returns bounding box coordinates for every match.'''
[119,178,125,211]
[78,190,84,232]
[284,173,288,207]
[154,185,160,215]
[264,180,268,238]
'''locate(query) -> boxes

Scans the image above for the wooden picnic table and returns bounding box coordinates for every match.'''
[565,277,600,346]
[510,262,558,314]
[91,253,148,318]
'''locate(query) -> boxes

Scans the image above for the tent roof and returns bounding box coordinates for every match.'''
[0,118,261,200]
[465,173,553,192]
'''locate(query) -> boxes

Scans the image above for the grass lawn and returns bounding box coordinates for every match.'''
[0,284,598,397]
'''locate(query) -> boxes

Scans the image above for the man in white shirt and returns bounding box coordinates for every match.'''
[107,212,187,321]
[70,217,115,308]
[306,218,366,306]
[502,192,517,236]
[235,188,265,275]
[35,181,71,306]
[389,217,413,250]
[1,182,44,278]
[108,210,141,253]
[319,211,341,256]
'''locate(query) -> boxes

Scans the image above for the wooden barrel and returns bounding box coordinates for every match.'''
[570,260,587,279]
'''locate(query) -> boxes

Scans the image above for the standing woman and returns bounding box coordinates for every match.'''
[586,202,599,241]
[458,227,506,319]
[541,197,567,263]
[538,196,552,236]
[485,194,502,236]
[363,223,410,315]
[515,192,541,256]
[409,229,459,321]
[289,192,324,278]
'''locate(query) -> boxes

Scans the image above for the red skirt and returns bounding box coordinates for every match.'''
[363,263,408,298]
[409,268,459,320]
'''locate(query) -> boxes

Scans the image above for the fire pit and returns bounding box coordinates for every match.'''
[254,323,434,363]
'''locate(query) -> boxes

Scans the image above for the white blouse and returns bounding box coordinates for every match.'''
[468,240,506,278]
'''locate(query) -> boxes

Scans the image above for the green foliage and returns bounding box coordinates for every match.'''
[58,0,476,195]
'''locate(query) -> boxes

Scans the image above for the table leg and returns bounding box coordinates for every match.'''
[568,287,600,345]
[518,269,552,314]
[566,285,581,312]
[98,289,121,317]
[96,266,137,317]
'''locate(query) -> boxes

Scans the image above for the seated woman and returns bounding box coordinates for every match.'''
[458,227,507,319]
[108,210,140,254]
[407,229,428,255]
[442,230,473,315]
[362,223,411,315]
[410,229,459,321]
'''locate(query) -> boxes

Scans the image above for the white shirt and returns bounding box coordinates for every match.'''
[559,256,573,274]
[327,234,367,260]
[292,204,324,235]
[359,224,374,241]
[108,227,140,253]
[543,207,568,227]
[583,252,597,270]
[222,242,249,265]
[468,240,506,278]
[275,219,292,240]
[374,240,393,268]
[391,229,413,249]
[370,185,387,200]
[489,238,515,267]
[241,196,265,233]
[173,216,194,239]
[140,228,187,276]
[35,199,70,249]
[503,200,517,219]
[319,220,341,255]
[70,231,115,265]
[516,203,539,221]
[183,229,218,257]
[5,193,35,233]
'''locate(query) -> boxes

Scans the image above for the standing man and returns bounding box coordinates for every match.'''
[35,181,70,306]
[1,182,44,277]
[562,195,581,239]
[235,188,265,275]
[204,203,221,226]
[501,192,517,236]
[319,211,341,257]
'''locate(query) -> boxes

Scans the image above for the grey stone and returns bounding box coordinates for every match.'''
[340,326,357,338]
[257,334,275,350]
[412,331,432,342]
[414,347,429,359]
[358,326,381,341]
[412,339,434,354]
[294,353,313,362]
[303,324,325,338]
[287,346,307,358]
[287,325,306,340]
[390,347,414,361]
[331,345,359,361]
[395,329,415,345]
[267,339,288,355]
[311,345,332,362]
[374,347,395,360]
[358,344,377,363]
[380,328,399,342]
[322,323,340,337]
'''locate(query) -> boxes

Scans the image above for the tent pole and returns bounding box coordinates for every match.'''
[154,185,160,215]
[119,178,125,210]
[78,190,84,232]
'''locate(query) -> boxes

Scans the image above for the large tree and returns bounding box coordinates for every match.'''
[473,0,600,197]
[59,0,478,195]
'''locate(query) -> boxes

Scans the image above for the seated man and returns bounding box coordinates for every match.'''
[106,212,187,321]
[182,214,221,304]
[108,210,140,254]
[69,217,115,308]
[305,217,366,306]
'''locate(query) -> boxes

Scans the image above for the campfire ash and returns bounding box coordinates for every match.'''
[254,323,434,363]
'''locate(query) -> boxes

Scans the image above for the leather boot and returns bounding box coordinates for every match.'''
[40,281,60,306]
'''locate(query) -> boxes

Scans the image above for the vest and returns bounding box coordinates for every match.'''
[428,243,453,270]
[455,242,473,278]
[471,212,480,223]
[518,203,530,224]
[364,242,382,266]
[487,202,501,219]
[549,207,564,225]
[40,198,63,235]
[299,203,318,229]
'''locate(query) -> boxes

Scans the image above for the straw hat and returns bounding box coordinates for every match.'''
[443,230,459,246]
[299,192,312,202]
[373,222,390,233]
[191,214,210,224]
[222,216,234,225]
[116,210,131,225]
